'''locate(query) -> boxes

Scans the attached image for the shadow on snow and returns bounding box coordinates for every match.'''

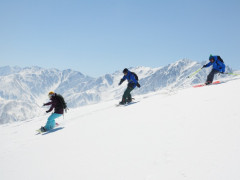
[42,127,65,135]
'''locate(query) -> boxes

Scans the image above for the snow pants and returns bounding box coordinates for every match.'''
[122,87,134,103]
[45,113,62,131]
[206,69,220,83]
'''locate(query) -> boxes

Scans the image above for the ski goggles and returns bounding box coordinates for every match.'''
[48,93,54,99]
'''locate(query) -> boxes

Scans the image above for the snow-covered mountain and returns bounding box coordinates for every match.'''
[0,59,233,124]
[1,76,240,180]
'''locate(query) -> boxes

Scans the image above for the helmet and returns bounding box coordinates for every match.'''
[48,91,55,99]
[209,54,214,60]
[123,68,128,74]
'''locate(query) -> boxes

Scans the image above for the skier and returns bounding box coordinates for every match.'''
[40,91,66,132]
[118,68,141,105]
[202,55,225,85]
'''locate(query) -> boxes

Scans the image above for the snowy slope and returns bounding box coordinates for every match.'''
[0,60,233,124]
[0,78,240,180]
[0,66,97,123]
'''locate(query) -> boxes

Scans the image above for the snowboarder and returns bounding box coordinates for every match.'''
[40,91,66,132]
[202,55,225,85]
[118,68,141,105]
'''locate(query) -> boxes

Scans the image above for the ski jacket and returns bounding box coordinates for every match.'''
[44,94,64,114]
[120,71,138,88]
[205,56,225,73]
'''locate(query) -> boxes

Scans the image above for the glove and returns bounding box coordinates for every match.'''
[46,110,50,113]
[119,79,124,86]
[202,65,207,68]
[43,103,46,106]
[136,82,141,88]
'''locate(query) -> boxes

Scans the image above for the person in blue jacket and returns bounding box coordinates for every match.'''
[118,68,140,105]
[202,55,225,85]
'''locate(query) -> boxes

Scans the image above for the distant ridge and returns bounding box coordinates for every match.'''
[0,59,233,124]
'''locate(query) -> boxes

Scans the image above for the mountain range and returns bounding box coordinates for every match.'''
[0,59,233,124]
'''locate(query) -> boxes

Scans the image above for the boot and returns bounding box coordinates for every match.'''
[127,98,132,103]
[119,98,126,105]
[40,126,46,132]
[119,101,126,105]
[205,81,212,85]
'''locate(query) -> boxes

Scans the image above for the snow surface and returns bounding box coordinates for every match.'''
[1,77,240,180]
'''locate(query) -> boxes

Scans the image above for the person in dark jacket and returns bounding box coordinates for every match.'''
[202,55,225,85]
[118,68,140,105]
[41,91,64,132]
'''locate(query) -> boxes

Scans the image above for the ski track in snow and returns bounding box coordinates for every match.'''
[0,78,240,180]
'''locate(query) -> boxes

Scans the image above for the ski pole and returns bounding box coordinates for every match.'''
[187,68,202,78]
[224,72,240,76]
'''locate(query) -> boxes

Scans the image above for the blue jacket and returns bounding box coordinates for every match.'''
[205,56,225,73]
[120,71,138,88]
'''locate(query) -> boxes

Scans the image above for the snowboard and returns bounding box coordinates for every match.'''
[116,101,139,107]
[36,123,59,134]
[193,81,221,88]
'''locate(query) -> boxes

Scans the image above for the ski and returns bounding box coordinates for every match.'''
[193,81,221,88]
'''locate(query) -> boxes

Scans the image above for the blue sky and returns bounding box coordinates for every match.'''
[0,0,239,77]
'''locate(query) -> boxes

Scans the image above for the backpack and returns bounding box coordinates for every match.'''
[56,94,67,110]
[217,56,224,63]
[131,72,139,81]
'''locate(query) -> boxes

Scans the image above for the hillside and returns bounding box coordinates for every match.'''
[0,77,240,180]
[0,59,233,123]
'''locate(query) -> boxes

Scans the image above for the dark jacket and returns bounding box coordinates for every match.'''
[44,94,64,114]
[120,71,138,88]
